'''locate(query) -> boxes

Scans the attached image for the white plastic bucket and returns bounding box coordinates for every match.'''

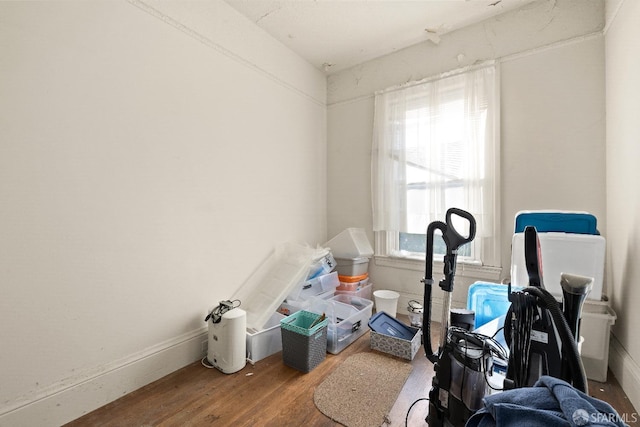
[373,290,400,318]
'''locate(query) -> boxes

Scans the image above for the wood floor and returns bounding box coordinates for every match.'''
[66,324,637,427]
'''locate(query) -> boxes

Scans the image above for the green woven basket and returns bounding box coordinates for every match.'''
[280,310,328,336]
[280,310,328,373]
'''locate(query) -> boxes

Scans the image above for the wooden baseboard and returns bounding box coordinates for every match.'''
[0,328,207,427]
[609,333,640,412]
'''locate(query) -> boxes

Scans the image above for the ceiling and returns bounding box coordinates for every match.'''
[223,0,536,74]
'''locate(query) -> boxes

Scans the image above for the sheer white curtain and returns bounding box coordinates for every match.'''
[371,64,499,264]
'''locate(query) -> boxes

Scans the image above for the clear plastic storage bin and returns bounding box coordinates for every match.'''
[308,294,373,354]
[335,283,373,300]
[288,271,340,301]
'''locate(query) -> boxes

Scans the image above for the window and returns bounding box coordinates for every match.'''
[371,63,500,266]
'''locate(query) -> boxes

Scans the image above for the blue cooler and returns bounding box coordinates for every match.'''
[467,282,521,329]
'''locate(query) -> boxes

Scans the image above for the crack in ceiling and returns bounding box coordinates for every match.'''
[223,0,537,74]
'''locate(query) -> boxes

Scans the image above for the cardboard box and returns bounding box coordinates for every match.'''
[368,311,421,360]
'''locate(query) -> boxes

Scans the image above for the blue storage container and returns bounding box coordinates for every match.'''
[514,211,599,235]
[467,282,521,329]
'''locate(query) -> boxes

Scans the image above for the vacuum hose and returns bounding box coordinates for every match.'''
[505,286,588,393]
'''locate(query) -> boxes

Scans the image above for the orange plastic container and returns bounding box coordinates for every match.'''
[338,273,368,283]
[337,273,369,291]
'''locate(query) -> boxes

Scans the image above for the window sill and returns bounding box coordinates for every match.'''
[373,254,502,282]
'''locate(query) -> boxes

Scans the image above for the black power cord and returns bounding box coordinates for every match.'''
[504,287,587,393]
[405,397,429,427]
[204,299,241,324]
[504,291,536,388]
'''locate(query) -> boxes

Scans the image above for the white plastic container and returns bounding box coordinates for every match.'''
[580,301,617,382]
[511,232,605,301]
[325,228,374,259]
[246,312,286,365]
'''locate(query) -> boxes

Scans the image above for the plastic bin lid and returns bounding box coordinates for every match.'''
[514,211,599,235]
[231,242,314,330]
[368,311,418,341]
[335,256,370,263]
[325,228,374,258]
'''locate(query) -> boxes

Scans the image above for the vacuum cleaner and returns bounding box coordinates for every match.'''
[503,225,590,393]
[422,208,508,427]
[422,213,592,426]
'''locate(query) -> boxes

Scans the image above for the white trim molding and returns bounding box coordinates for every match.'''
[0,328,207,427]
[609,333,640,413]
[374,255,502,283]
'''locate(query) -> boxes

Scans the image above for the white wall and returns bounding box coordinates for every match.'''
[605,0,640,410]
[501,37,607,271]
[0,1,326,425]
[328,0,606,314]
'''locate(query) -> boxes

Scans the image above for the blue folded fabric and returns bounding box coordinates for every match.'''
[466,376,626,427]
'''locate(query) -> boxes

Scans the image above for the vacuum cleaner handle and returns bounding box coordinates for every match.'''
[524,226,544,288]
[445,207,477,252]
[422,208,476,363]
[423,220,447,363]
[424,220,447,287]
[438,208,477,294]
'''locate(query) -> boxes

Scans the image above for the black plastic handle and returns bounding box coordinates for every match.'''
[444,207,477,251]
[422,208,477,363]
[524,225,544,288]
